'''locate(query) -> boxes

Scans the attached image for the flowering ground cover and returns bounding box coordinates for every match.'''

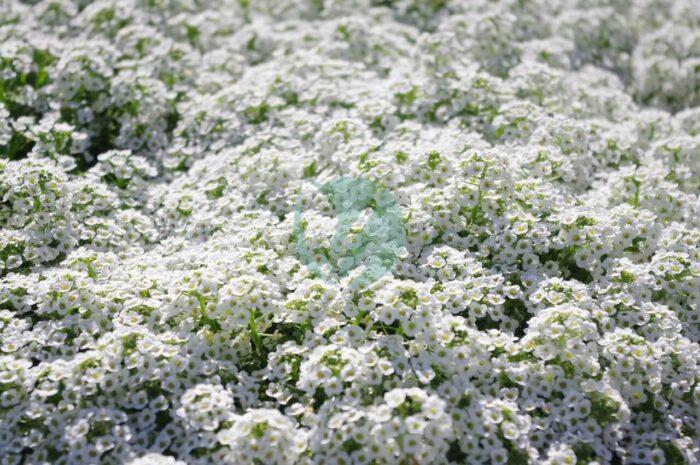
[0,1,699,464]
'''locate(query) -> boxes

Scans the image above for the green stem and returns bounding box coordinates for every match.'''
[249,310,263,356]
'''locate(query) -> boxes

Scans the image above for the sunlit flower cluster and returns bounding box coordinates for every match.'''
[0,1,698,465]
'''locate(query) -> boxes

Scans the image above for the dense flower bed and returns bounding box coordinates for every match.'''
[0,1,699,464]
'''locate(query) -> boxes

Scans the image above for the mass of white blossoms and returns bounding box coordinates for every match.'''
[0,1,699,465]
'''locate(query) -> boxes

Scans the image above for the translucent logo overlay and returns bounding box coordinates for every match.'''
[293,177,406,289]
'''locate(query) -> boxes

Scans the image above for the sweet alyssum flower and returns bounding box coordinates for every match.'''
[0,1,698,465]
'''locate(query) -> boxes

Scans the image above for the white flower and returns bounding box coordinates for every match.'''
[127,453,187,465]
[0,1,698,464]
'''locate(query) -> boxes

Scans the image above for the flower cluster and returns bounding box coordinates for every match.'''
[0,1,698,465]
